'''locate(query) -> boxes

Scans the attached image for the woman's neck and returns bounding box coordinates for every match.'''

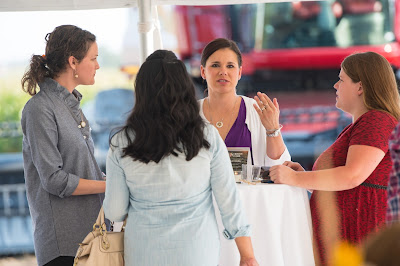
[207,92,238,112]
[54,71,77,93]
[350,105,369,123]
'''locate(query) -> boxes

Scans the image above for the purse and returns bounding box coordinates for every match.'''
[73,207,125,266]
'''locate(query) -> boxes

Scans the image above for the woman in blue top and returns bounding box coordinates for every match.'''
[103,50,258,266]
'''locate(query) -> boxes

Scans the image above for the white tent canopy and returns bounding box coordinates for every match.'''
[0,0,298,11]
[0,0,310,64]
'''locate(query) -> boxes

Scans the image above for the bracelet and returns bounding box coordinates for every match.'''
[266,124,283,137]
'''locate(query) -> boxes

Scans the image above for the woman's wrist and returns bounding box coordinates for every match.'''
[266,124,283,137]
[240,257,259,266]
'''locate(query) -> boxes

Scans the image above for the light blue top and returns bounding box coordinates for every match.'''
[103,124,250,266]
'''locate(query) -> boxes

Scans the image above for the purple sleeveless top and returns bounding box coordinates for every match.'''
[225,98,253,164]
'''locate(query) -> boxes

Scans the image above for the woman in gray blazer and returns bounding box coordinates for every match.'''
[21,25,105,266]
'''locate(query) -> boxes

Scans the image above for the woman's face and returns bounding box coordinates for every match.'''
[333,68,362,113]
[75,42,100,85]
[200,48,242,95]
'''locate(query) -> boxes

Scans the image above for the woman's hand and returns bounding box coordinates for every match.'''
[269,161,304,185]
[240,257,259,266]
[269,164,298,185]
[253,91,280,131]
[282,161,305,172]
[235,237,258,266]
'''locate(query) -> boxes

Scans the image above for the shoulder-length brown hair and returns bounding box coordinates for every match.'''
[342,51,400,120]
[21,25,96,96]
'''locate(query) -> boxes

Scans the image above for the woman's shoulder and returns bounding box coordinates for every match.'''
[360,110,397,126]
[240,96,257,115]
[351,110,397,137]
[110,129,131,149]
[22,91,53,116]
[240,95,256,104]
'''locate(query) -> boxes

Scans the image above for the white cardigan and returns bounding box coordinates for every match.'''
[199,96,291,166]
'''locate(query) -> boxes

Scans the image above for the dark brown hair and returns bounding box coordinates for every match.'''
[200,38,242,67]
[119,50,210,163]
[21,25,96,96]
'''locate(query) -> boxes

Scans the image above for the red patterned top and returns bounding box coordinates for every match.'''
[310,110,397,265]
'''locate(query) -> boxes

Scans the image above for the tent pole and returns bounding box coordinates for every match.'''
[138,0,153,64]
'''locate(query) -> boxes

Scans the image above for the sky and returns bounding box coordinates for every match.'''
[0,8,130,67]
[0,7,178,69]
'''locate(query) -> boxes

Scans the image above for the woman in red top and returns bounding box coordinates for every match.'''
[269,52,400,265]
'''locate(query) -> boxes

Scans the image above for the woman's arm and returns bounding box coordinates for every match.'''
[266,134,287,160]
[235,236,259,266]
[72,179,106,195]
[283,161,305,171]
[253,92,286,160]
[103,144,130,222]
[270,145,385,191]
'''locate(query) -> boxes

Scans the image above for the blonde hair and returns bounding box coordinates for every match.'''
[342,52,400,120]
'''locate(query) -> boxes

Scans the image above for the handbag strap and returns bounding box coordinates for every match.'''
[93,206,106,232]
[93,206,127,233]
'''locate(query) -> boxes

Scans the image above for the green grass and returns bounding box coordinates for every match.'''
[0,67,133,152]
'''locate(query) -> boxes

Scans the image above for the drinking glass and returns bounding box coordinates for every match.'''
[251,165,261,181]
[241,164,248,182]
[241,164,262,183]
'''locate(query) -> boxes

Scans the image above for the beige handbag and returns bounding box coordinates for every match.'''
[73,207,125,266]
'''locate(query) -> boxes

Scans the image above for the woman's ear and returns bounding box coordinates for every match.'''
[68,56,77,70]
[358,82,363,96]
[200,65,206,80]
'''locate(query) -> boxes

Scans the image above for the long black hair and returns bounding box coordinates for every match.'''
[120,50,210,163]
[21,25,96,96]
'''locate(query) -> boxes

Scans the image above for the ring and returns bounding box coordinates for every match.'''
[260,106,266,111]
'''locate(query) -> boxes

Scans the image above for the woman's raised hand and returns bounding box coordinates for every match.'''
[253,92,280,131]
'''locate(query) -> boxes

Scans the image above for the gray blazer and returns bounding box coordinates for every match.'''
[21,78,103,266]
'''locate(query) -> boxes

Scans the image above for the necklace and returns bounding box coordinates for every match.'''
[78,109,86,128]
[207,96,238,128]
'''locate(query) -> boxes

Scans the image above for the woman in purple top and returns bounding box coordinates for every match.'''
[199,38,291,166]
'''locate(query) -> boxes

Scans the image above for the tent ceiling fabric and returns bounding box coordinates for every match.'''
[0,0,302,12]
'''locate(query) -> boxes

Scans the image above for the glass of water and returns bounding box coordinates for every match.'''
[242,164,262,183]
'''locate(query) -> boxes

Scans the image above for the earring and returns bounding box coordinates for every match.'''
[74,70,78,78]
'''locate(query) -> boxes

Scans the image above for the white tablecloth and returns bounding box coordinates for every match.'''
[214,184,315,266]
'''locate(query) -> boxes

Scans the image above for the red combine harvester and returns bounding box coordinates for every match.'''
[175,0,400,95]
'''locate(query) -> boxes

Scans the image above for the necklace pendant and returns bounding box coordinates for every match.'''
[80,121,86,128]
[216,121,223,128]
